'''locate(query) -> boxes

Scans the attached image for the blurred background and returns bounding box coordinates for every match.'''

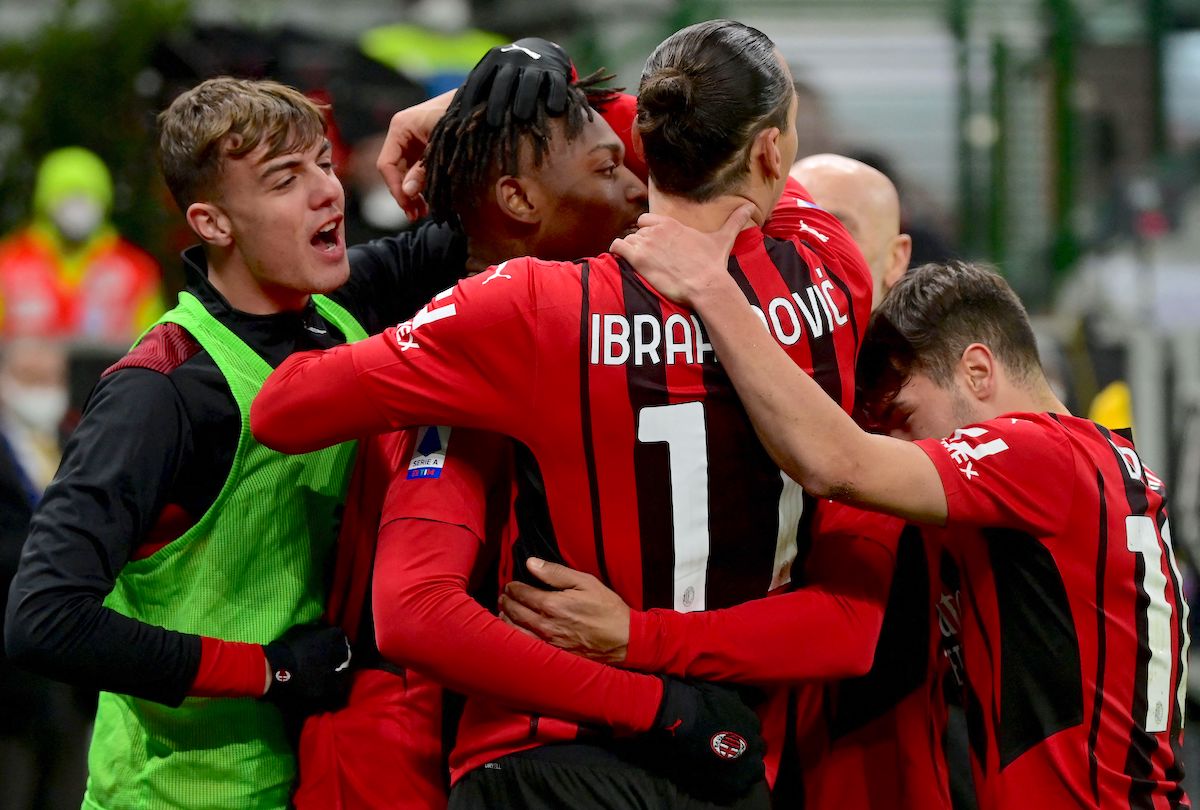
[0,0,1196,806]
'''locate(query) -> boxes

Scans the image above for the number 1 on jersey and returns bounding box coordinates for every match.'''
[638,402,710,613]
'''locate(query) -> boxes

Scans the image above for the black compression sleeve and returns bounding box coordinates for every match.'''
[3,368,202,706]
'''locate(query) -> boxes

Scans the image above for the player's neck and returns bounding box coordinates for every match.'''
[649,187,766,235]
[206,254,308,315]
[465,235,528,276]
[992,377,1071,419]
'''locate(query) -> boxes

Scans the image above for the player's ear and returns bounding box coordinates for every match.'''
[884,234,912,292]
[750,126,785,183]
[959,343,997,402]
[186,202,233,248]
[496,176,540,226]
[630,127,646,163]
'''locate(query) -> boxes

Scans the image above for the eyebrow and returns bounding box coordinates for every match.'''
[260,140,332,180]
[590,142,623,157]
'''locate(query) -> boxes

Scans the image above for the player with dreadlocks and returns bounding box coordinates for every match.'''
[419,52,646,267]
[294,38,763,810]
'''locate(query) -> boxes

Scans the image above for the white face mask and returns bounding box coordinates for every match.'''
[50,196,104,243]
[1,380,68,435]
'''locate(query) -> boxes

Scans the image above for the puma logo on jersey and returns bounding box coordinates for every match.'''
[482,262,512,285]
[799,220,830,243]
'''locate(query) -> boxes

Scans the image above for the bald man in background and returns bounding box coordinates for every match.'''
[790,154,911,310]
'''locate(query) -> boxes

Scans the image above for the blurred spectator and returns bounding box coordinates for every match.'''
[0,147,162,346]
[343,133,412,246]
[0,339,67,499]
[0,338,91,810]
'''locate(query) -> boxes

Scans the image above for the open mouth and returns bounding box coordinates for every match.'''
[311,218,342,253]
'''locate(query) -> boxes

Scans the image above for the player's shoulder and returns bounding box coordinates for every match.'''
[1051,414,1165,488]
[459,256,592,302]
[978,411,1082,446]
[927,412,1077,476]
[104,322,203,379]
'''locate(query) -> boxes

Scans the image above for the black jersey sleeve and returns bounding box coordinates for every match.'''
[3,368,202,707]
[334,220,469,334]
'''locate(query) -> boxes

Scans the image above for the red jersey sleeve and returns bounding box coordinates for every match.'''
[379,426,507,538]
[372,428,662,734]
[624,502,903,684]
[915,414,1076,536]
[252,257,559,454]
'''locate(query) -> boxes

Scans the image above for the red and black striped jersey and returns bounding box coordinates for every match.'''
[251,180,873,776]
[916,413,1190,810]
[785,526,957,810]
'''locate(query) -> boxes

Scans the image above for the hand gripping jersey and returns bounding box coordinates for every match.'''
[252,180,874,778]
[916,413,1190,810]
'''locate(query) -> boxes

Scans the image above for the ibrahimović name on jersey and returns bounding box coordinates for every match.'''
[589,268,849,367]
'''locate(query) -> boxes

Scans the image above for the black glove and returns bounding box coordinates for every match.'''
[262,624,352,717]
[648,678,766,800]
[461,37,576,126]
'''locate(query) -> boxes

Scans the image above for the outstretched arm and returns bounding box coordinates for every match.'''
[252,259,544,454]
[4,368,346,707]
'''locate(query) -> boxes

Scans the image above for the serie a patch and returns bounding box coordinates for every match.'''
[407,426,452,479]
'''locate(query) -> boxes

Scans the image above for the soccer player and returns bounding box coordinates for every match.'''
[252,19,875,806]
[500,156,952,810]
[3,78,467,809]
[291,39,653,809]
[614,231,1190,809]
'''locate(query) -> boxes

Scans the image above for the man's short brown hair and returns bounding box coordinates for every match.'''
[157,77,327,211]
[857,260,1045,414]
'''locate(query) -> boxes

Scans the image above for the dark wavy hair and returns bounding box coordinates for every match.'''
[636,20,793,202]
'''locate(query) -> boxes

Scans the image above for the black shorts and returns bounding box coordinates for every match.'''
[448,742,771,810]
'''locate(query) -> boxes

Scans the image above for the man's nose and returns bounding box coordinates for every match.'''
[312,167,342,208]
[623,169,648,205]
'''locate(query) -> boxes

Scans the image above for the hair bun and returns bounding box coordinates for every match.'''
[639,68,694,116]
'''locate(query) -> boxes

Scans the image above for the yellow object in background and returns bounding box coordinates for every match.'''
[1089,380,1134,434]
